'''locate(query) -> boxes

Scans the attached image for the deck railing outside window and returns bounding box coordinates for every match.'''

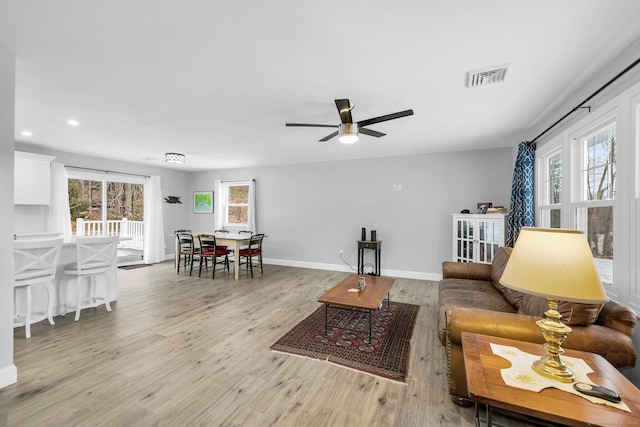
[75,218,144,250]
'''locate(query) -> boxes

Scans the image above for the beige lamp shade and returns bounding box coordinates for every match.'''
[500,227,608,304]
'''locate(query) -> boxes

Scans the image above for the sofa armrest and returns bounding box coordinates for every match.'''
[446,307,636,368]
[597,300,637,338]
[442,307,543,402]
[442,261,492,281]
[446,307,543,346]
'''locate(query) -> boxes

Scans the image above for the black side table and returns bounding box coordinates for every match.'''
[357,240,381,276]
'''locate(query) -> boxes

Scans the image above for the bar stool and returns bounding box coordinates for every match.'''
[13,238,64,338]
[62,236,118,321]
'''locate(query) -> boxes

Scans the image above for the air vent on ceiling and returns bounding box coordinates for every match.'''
[466,64,510,88]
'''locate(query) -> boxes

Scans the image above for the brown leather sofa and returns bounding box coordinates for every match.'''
[438,246,637,406]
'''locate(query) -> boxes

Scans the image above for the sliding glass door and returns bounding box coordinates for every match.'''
[67,169,145,264]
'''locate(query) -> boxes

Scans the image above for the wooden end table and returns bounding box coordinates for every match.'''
[461,332,640,426]
[317,274,394,343]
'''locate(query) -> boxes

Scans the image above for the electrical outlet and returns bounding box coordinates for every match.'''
[339,249,343,256]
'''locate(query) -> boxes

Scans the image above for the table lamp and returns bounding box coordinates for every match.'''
[499,227,608,382]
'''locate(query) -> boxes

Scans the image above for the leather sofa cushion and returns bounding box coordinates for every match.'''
[490,247,526,307]
[438,278,517,345]
[439,279,516,313]
[518,293,604,326]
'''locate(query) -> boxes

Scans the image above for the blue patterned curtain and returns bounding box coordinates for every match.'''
[506,141,536,246]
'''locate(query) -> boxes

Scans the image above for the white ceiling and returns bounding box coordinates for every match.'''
[2,1,640,171]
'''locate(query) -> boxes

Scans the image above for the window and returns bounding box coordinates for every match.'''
[68,178,144,235]
[538,150,562,228]
[218,180,255,231]
[66,169,145,255]
[536,81,640,310]
[226,183,249,226]
[575,123,616,284]
[68,178,103,234]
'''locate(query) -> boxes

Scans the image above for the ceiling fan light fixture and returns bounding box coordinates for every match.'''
[165,152,186,164]
[338,123,359,144]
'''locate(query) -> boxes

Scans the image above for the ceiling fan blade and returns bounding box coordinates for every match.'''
[334,99,353,124]
[357,109,414,127]
[286,123,337,128]
[360,128,386,138]
[319,131,339,142]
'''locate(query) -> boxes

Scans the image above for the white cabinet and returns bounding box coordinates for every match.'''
[14,151,56,205]
[452,213,506,264]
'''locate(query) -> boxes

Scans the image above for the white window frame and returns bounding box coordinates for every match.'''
[66,168,145,236]
[570,118,617,289]
[630,91,640,311]
[535,88,640,306]
[217,179,255,232]
[536,146,563,228]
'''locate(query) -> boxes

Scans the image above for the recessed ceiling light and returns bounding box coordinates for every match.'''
[21,131,33,137]
[67,119,79,126]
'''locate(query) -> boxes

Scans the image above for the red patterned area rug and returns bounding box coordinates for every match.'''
[270,302,420,382]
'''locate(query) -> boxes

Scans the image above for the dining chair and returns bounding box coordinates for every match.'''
[237,230,254,252]
[13,237,64,338]
[197,234,230,278]
[212,230,230,251]
[62,236,118,321]
[238,233,265,278]
[176,233,199,274]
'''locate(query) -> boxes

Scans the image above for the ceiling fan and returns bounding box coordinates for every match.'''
[286,99,414,143]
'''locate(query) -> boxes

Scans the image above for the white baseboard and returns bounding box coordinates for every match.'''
[263,258,441,281]
[165,254,441,281]
[0,364,17,389]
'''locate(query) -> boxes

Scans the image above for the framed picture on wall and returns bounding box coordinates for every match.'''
[194,191,214,214]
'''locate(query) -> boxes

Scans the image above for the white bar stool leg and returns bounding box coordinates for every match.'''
[75,276,82,322]
[44,281,56,326]
[25,285,32,339]
[103,275,112,312]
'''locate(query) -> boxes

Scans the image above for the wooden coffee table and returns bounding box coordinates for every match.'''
[461,332,640,426]
[318,274,395,343]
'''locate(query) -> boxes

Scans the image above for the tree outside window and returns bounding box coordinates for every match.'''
[226,184,249,225]
[538,151,562,228]
[581,124,616,259]
[547,152,562,228]
[68,178,144,234]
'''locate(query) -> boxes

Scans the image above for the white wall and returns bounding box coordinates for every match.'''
[0,43,17,389]
[527,35,640,143]
[13,143,514,280]
[190,147,514,278]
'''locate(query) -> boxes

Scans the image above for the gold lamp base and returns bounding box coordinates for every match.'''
[533,298,574,383]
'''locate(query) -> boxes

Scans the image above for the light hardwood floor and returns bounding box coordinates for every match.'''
[1,262,538,426]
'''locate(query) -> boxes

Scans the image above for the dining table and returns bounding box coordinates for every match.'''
[175,232,255,280]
